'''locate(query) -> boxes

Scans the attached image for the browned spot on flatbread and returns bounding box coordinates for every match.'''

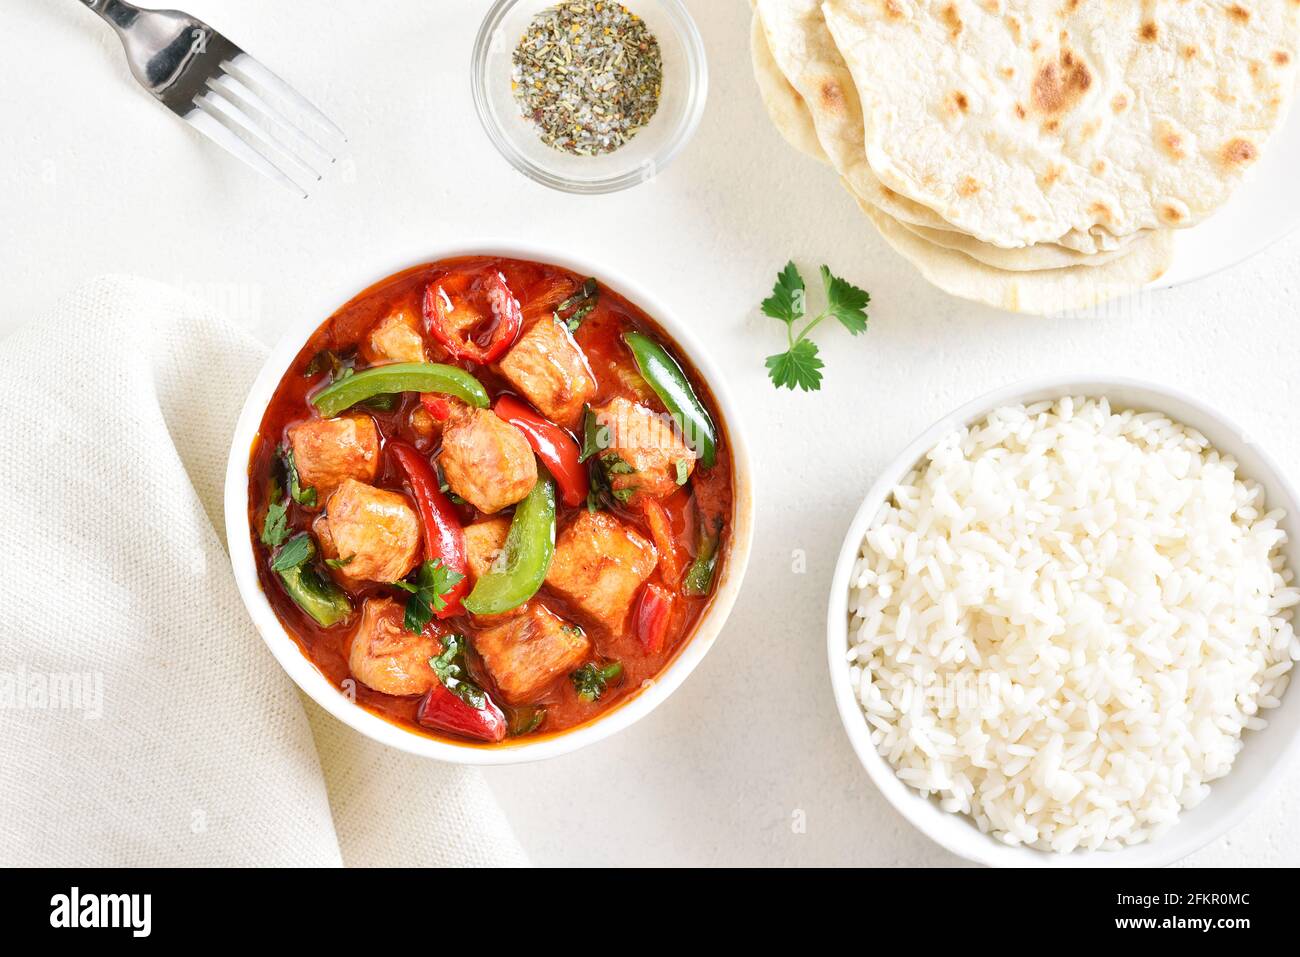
[1005,16,1023,43]
[1030,48,1092,116]
[940,3,963,37]
[1157,125,1187,160]
[883,0,906,20]
[1092,159,1108,175]
[1159,202,1186,224]
[1227,4,1251,23]
[1182,45,1198,60]
[1274,51,1293,66]
[956,176,981,197]
[1112,93,1129,112]
[1038,164,1064,187]
[1088,201,1114,224]
[820,81,845,113]
[1139,21,1159,42]
[1220,137,1258,168]
[979,0,1002,13]
[1015,102,1027,119]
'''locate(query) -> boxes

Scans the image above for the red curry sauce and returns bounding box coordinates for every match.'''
[247,257,733,745]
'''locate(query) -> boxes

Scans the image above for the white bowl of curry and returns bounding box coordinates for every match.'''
[224,244,753,763]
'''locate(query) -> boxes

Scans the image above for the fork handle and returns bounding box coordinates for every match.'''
[78,0,142,27]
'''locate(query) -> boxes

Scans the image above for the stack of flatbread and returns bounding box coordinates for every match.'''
[751,0,1300,313]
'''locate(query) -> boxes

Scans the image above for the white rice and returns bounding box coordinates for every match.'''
[847,396,1300,852]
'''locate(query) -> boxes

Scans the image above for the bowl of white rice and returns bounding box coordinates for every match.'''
[827,376,1300,866]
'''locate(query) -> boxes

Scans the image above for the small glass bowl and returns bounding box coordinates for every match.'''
[471,0,708,194]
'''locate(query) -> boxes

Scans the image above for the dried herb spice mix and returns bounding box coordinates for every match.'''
[512,1,663,156]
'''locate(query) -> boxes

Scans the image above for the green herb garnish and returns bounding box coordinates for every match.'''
[762,261,870,392]
[556,278,600,333]
[570,661,624,702]
[579,404,608,463]
[400,559,466,633]
[674,459,690,486]
[271,532,314,572]
[430,633,486,709]
[280,447,317,508]
[507,705,548,737]
[261,501,289,547]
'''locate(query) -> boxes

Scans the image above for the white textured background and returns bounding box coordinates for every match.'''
[3,0,1298,866]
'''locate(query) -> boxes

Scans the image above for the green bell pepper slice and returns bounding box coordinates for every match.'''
[461,475,557,616]
[273,533,353,627]
[682,516,722,597]
[623,332,718,468]
[311,363,489,418]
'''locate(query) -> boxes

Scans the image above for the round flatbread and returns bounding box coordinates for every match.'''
[896,217,1145,271]
[859,198,1175,314]
[755,0,1134,254]
[750,13,828,163]
[823,0,1300,246]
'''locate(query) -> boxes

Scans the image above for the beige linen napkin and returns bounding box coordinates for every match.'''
[0,276,527,867]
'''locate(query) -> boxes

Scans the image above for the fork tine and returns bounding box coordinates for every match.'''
[223,52,347,145]
[186,95,308,198]
[197,91,317,192]
[210,72,338,169]
[207,75,331,179]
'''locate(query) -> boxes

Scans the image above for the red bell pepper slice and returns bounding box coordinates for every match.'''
[423,272,523,365]
[493,394,588,508]
[635,583,674,655]
[416,682,507,743]
[388,441,470,618]
[640,498,682,587]
[420,393,453,421]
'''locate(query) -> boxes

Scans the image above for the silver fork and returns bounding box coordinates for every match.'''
[78,0,346,197]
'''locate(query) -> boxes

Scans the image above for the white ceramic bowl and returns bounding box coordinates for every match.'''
[826,375,1300,866]
[225,243,753,765]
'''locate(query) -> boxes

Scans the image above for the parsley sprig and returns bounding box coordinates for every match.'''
[393,559,465,633]
[762,261,870,392]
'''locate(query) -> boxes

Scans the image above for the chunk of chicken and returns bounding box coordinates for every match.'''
[595,396,697,502]
[497,317,597,430]
[464,517,511,581]
[348,598,440,696]
[439,407,537,514]
[408,405,442,446]
[287,414,380,500]
[474,604,591,705]
[359,306,426,365]
[462,517,532,624]
[317,479,421,584]
[545,511,658,633]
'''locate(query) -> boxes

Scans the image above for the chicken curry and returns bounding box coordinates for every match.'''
[248,257,733,745]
